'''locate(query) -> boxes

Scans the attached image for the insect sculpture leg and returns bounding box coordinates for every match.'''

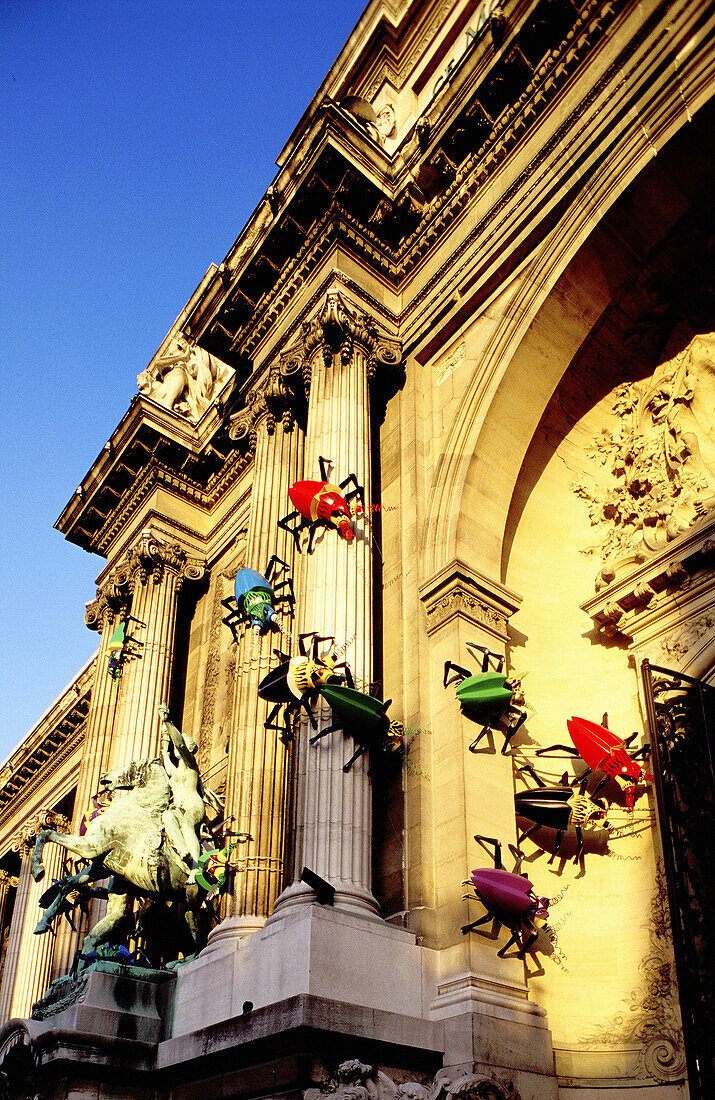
[469,724,493,753]
[443,662,472,688]
[277,511,308,553]
[501,707,528,754]
[497,927,523,958]
[318,456,332,481]
[309,722,341,745]
[548,831,564,864]
[343,743,368,772]
[465,644,504,673]
[461,913,495,936]
[516,918,539,958]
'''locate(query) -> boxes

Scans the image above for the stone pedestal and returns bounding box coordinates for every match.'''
[172,903,433,1037]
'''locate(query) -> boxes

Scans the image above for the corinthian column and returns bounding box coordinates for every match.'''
[108,528,206,768]
[272,290,401,919]
[0,812,69,1022]
[211,366,303,941]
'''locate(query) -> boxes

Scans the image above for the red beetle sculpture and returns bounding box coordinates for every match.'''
[536,714,651,810]
[462,835,549,958]
[278,456,365,553]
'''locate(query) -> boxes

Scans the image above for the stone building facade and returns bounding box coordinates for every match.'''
[1,1,713,1098]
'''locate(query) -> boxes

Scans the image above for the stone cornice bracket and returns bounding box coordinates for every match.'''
[10,810,71,851]
[581,513,715,643]
[228,361,296,453]
[124,527,206,590]
[419,559,522,643]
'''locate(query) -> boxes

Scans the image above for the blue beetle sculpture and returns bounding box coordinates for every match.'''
[222,555,295,639]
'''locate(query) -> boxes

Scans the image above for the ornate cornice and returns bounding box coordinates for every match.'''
[419,558,521,641]
[581,514,715,642]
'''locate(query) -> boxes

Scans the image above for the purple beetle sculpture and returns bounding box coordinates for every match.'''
[462,834,549,958]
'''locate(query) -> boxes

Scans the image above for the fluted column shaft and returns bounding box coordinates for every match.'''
[108,529,205,768]
[222,418,303,927]
[5,844,65,1018]
[274,293,383,918]
[0,813,70,1022]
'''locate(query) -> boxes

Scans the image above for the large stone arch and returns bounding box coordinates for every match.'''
[422,94,714,585]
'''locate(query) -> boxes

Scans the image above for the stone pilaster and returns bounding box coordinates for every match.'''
[213,369,303,937]
[272,290,401,918]
[107,528,206,768]
[0,812,70,1023]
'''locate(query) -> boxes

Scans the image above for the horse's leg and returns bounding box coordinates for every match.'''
[31,828,103,882]
[81,892,133,961]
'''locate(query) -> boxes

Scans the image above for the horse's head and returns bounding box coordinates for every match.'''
[99,758,158,792]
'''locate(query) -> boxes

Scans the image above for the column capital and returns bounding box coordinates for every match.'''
[10,810,70,852]
[228,361,296,452]
[125,527,206,588]
[84,565,132,632]
[302,289,402,383]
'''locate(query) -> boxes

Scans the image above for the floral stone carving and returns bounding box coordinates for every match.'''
[138,338,233,423]
[573,333,715,576]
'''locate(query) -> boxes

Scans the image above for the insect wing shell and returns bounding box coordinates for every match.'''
[319,684,384,728]
[470,868,534,921]
[258,662,291,703]
[514,787,573,830]
[289,480,326,520]
[234,568,272,602]
[568,716,624,772]
[456,671,513,717]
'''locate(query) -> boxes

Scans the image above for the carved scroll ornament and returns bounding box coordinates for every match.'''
[228,362,295,451]
[573,333,715,577]
[137,338,233,424]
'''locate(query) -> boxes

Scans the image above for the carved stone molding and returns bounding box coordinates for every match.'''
[9,810,70,852]
[84,567,132,631]
[419,559,521,642]
[581,513,715,643]
[0,870,19,889]
[573,333,715,583]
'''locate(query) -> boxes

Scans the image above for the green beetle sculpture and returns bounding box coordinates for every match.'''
[444,643,527,754]
[309,664,404,772]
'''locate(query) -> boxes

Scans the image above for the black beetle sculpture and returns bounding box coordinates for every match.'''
[515,763,609,864]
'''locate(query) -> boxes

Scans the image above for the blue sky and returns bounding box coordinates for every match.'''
[0,0,366,761]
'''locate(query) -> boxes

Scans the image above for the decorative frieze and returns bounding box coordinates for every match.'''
[573,333,715,585]
[420,559,521,641]
[304,1061,520,1100]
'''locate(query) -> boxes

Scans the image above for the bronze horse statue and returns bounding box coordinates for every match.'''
[31,756,221,963]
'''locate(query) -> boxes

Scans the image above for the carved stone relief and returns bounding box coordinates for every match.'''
[137,338,233,423]
[304,1062,519,1100]
[573,333,715,578]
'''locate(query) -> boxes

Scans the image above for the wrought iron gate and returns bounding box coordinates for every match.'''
[641,659,715,1100]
